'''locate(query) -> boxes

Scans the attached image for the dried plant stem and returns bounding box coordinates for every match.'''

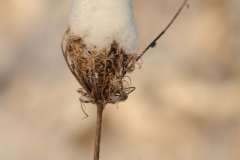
[93,103,105,160]
[136,0,188,62]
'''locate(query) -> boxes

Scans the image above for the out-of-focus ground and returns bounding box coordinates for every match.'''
[1,0,240,160]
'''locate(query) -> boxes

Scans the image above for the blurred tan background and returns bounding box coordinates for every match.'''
[1,0,240,160]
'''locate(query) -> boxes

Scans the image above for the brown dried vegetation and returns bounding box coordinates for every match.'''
[61,28,137,106]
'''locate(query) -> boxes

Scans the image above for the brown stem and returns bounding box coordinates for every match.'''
[93,103,105,160]
[136,0,188,62]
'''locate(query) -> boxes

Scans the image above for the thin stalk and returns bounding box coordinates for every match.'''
[136,0,188,62]
[93,103,105,160]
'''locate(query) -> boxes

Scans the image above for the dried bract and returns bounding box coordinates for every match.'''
[61,29,137,105]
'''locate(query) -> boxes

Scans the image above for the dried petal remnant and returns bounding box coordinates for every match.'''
[62,29,137,105]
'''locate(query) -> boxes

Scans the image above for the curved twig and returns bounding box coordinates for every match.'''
[136,0,188,62]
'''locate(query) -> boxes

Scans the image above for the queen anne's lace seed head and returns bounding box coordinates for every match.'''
[63,0,138,106]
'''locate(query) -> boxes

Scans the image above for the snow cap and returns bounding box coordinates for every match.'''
[69,0,138,52]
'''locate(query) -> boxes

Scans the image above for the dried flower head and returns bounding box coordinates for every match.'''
[61,28,137,106]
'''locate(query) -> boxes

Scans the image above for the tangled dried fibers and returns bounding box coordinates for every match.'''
[61,28,137,105]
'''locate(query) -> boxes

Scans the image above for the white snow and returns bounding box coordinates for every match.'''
[68,0,138,52]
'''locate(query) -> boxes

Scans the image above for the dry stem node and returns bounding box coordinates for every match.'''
[61,29,137,106]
